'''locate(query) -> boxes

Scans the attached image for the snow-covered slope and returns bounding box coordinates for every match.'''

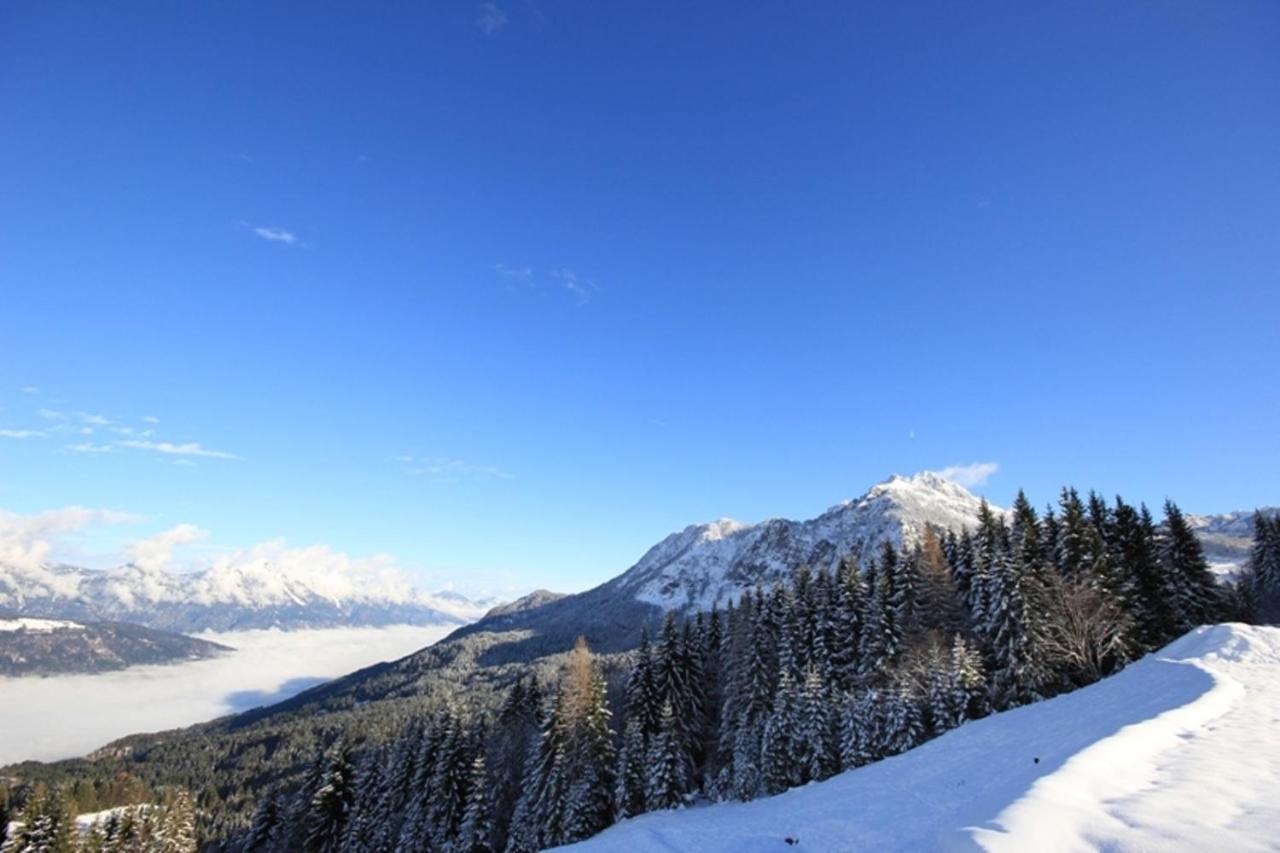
[0,557,495,633]
[562,623,1280,852]
[622,472,993,612]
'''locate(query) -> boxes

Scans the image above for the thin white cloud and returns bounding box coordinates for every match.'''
[142,415,160,424]
[118,440,241,460]
[127,523,208,572]
[476,2,508,35]
[0,429,45,439]
[66,442,114,453]
[38,409,66,421]
[400,456,513,483]
[494,262,534,280]
[79,413,110,426]
[931,461,1000,488]
[20,386,38,395]
[252,226,300,246]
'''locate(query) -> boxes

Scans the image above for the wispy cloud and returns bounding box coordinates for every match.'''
[494,264,599,302]
[79,413,110,426]
[20,386,38,395]
[494,262,534,281]
[476,2,508,35]
[931,461,999,488]
[118,440,241,460]
[550,268,596,303]
[1,429,45,439]
[66,442,114,454]
[251,226,301,246]
[142,415,160,424]
[399,455,513,483]
[38,409,66,421]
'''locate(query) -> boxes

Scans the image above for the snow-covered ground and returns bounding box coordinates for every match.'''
[0,624,452,766]
[562,623,1280,852]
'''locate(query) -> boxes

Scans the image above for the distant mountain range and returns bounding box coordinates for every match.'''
[0,615,231,676]
[0,557,496,634]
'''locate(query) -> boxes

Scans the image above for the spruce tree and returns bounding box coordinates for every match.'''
[614,718,648,820]
[834,556,867,691]
[796,665,836,783]
[1159,500,1224,630]
[644,701,687,811]
[456,754,493,853]
[243,795,281,852]
[304,742,356,853]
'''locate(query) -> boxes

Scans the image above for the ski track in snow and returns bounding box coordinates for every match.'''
[0,624,451,767]
[561,624,1280,853]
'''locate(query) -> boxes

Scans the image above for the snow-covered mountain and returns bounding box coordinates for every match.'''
[453,472,997,656]
[0,557,495,633]
[620,471,993,612]
[1186,507,1275,578]
[562,622,1280,852]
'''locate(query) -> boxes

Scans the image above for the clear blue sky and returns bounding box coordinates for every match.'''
[1,2,1277,596]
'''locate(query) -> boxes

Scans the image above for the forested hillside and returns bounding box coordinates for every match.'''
[3,490,1277,853]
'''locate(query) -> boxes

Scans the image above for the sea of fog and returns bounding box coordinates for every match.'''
[0,624,453,766]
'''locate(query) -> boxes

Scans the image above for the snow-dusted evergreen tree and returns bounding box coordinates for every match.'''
[796,665,836,783]
[882,687,925,757]
[644,701,688,811]
[456,753,493,853]
[2,786,73,853]
[859,542,902,681]
[759,669,798,794]
[834,556,867,690]
[1110,499,1177,649]
[1241,512,1280,623]
[511,636,615,849]
[624,628,661,738]
[152,790,196,853]
[304,742,356,853]
[243,795,281,852]
[838,689,883,770]
[1159,500,1224,630]
[427,715,473,846]
[614,718,648,819]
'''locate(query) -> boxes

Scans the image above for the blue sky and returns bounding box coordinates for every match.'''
[1,2,1277,596]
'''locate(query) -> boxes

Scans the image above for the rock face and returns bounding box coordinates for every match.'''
[0,616,231,676]
[0,558,494,634]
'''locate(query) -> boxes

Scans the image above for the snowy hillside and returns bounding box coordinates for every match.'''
[622,472,994,612]
[562,623,1280,852]
[0,554,495,633]
[0,616,229,676]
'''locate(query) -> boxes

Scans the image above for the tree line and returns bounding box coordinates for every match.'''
[7,492,1278,852]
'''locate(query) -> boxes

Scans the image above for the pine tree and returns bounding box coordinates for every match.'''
[614,718,648,820]
[1242,513,1280,623]
[759,669,798,794]
[243,795,280,852]
[456,754,493,853]
[838,689,883,770]
[511,636,616,848]
[152,790,196,853]
[304,741,356,853]
[1159,500,1224,631]
[644,701,687,811]
[833,556,867,691]
[796,665,836,783]
[3,785,74,853]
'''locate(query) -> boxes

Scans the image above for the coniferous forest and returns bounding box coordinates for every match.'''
[3,492,1279,853]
